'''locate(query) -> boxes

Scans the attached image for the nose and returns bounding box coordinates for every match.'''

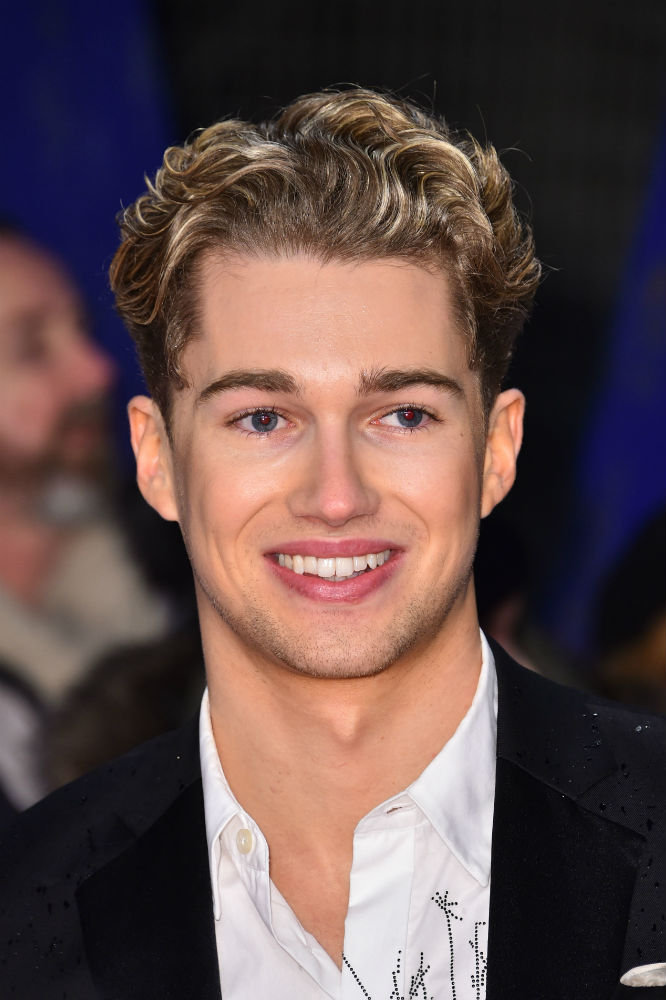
[287,425,380,527]
[65,334,116,400]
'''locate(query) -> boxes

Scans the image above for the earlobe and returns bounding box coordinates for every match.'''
[480,388,525,518]
[127,395,180,522]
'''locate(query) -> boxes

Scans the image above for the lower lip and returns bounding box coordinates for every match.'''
[267,553,402,603]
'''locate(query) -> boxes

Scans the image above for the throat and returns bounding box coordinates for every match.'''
[268,828,352,969]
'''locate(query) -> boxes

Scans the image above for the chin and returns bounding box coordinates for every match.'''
[204,569,473,682]
[271,644,404,681]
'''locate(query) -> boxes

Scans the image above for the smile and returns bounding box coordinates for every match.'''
[276,549,392,581]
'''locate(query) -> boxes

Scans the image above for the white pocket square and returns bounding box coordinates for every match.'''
[620,962,666,987]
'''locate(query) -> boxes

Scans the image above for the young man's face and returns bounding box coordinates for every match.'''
[131,255,523,679]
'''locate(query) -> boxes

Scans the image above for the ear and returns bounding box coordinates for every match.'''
[127,395,179,522]
[480,388,525,518]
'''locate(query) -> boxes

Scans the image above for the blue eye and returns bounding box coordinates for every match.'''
[381,408,425,428]
[233,410,284,433]
[250,411,279,432]
[396,408,423,428]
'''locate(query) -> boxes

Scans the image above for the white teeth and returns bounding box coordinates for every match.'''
[277,549,392,580]
[317,558,336,578]
[335,557,354,577]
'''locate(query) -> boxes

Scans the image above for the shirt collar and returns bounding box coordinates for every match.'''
[407,631,497,886]
[200,687,239,839]
[200,631,498,918]
[200,689,253,920]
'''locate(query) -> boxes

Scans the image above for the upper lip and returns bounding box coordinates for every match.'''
[267,539,400,558]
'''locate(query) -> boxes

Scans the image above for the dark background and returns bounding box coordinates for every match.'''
[2,0,665,666]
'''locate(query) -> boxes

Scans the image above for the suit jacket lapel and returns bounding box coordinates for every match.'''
[486,756,643,999]
[486,647,653,1000]
[70,650,662,999]
[75,748,221,999]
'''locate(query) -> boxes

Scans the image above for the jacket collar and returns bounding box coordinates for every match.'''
[76,724,222,1000]
[75,647,662,999]
[487,644,662,998]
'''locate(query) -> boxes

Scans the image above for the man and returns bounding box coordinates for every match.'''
[0,228,171,814]
[0,89,663,998]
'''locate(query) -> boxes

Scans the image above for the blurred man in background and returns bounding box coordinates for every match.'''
[0,225,172,816]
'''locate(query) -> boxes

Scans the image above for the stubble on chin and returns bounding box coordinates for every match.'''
[193,560,475,681]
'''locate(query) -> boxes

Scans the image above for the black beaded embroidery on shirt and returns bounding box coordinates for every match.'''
[343,954,373,999]
[343,889,484,999]
[468,921,487,1000]
[432,890,462,999]
[404,952,433,1000]
[344,949,434,1000]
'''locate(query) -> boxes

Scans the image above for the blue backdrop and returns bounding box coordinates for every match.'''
[542,134,666,653]
[2,2,173,461]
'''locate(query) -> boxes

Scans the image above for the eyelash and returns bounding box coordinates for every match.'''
[228,404,441,436]
[375,405,441,432]
[228,406,287,436]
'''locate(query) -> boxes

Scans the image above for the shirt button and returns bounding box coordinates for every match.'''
[236,828,253,854]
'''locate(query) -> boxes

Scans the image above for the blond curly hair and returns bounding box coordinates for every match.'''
[110,88,540,426]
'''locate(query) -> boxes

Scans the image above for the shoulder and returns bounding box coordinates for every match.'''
[0,717,201,909]
[0,719,201,995]
[491,642,666,978]
[493,641,665,793]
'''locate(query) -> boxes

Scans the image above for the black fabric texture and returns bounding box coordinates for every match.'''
[0,719,202,998]
[77,781,221,1000]
[0,649,663,998]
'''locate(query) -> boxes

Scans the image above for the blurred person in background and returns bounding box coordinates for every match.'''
[0,224,174,818]
[45,625,205,790]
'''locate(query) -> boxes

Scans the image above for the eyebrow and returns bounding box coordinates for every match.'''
[196,365,464,405]
[357,367,464,398]
[197,369,301,404]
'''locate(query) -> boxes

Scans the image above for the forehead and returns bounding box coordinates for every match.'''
[0,238,80,327]
[185,253,471,386]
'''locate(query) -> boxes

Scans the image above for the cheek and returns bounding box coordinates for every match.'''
[391,440,482,532]
[0,379,62,453]
[176,447,276,565]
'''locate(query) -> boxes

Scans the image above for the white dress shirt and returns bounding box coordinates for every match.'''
[200,632,497,999]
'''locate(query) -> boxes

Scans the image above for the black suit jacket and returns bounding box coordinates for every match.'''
[0,647,664,999]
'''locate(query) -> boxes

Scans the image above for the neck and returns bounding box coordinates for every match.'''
[204,585,482,965]
[205,590,482,844]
